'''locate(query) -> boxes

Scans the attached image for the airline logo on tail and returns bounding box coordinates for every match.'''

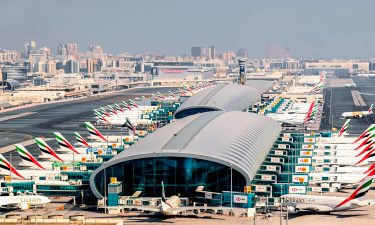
[35,138,64,162]
[15,144,45,169]
[355,133,375,150]
[94,110,110,124]
[157,92,165,100]
[151,94,158,101]
[114,103,124,113]
[335,167,374,208]
[0,154,24,179]
[369,104,373,114]
[355,149,375,165]
[353,124,375,143]
[53,132,80,154]
[338,119,351,137]
[107,105,118,115]
[74,132,90,147]
[129,99,139,108]
[100,107,110,117]
[311,82,324,93]
[122,101,132,110]
[183,85,193,94]
[121,117,136,132]
[304,100,317,124]
[84,122,107,142]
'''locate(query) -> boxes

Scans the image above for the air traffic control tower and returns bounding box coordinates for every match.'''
[238,59,246,85]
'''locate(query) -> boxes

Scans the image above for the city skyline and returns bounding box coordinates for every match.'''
[0,0,374,58]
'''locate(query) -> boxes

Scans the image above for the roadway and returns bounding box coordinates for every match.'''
[0,87,176,165]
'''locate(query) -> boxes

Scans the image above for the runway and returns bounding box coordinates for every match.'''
[0,87,176,166]
[320,77,375,134]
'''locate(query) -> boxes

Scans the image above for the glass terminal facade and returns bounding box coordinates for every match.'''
[174,107,218,119]
[93,157,246,197]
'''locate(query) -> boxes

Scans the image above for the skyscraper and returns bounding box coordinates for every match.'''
[24,40,36,58]
[209,46,216,59]
[191,47,203,57]
[57,43,78,57]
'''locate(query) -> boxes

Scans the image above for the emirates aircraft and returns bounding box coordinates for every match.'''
[123,181,232,216]
[0,195,50,210]
[282,166,375,213]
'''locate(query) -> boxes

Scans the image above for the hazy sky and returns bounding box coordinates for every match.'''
[0,0,374,58]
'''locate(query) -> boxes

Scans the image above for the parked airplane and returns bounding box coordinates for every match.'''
[123,181,231,216]
[0,194,51,210]
[338,119,351,137]
[35,138,95,162]
[282,167,375,213]
[341,104,373,119]
[344,83,357,88]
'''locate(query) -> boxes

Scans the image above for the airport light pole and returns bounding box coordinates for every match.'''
[230,164,233,214]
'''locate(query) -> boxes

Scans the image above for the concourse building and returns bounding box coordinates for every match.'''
[90,111,281,198]
[174,84,266,119]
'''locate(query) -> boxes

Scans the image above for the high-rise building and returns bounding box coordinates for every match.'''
[46,60,57,76]
[191,46,212,58]
[24,40,36,58]
[266,45,292,59]
[209,46,216,59]
[87,59,94,74]
[191,47,203,57]
[57,43,78,57]
[88,45,103,58]
[0,50,21,63]
[65,60,80,73]
[237,48,248,58]
[28,53,47,73]
[39,47,51,56]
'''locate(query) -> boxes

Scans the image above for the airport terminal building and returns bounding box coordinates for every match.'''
[90,111,281,198]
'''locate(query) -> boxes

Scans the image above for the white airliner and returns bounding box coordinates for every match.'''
[15,143,95,169]
[0,195,51,210]
[282,167,375,213]
[35,137,96,162]
[341,104,373,119]
[123,181,231,216]
[344,83,357,88]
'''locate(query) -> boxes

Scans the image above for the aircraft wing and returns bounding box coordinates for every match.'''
[122,205,160,212]
[292,203,333,212]
[168,206,233,214]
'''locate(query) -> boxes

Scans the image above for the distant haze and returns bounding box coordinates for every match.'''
[0,0,374,58]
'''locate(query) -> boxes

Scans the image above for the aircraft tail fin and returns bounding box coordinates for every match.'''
[355,149,375,165]
[53,132,80,154]
[336,167,375,208]
[15,144,45,169]
[338,119,351,137]
[0,154,24,179]
[35,138,64,162]
[354,124,375,143]
[161,181,166,203]
[74,132,90,147]
[84,122,107,142]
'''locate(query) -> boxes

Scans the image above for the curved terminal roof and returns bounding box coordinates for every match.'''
[90,111,281,198]
[174,84,263,119]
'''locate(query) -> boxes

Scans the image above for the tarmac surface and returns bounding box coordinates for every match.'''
[1,188,374,225]
[0,87,176,167]
[320,77,375,134]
